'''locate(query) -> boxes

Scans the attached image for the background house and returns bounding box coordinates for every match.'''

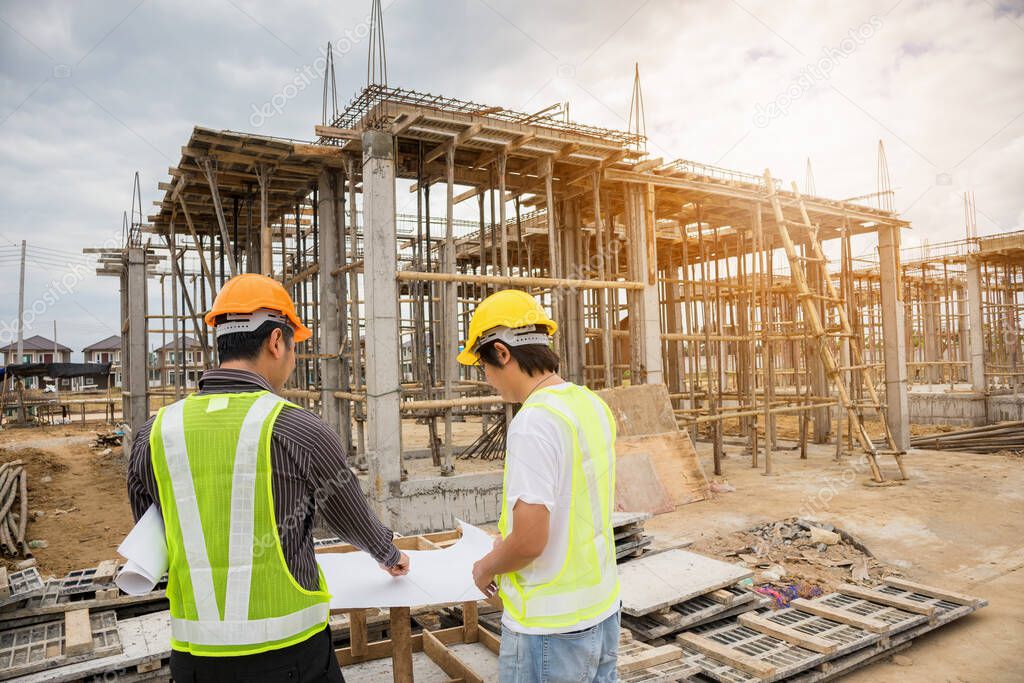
[1,334,73,390]
[82,335,121,389]
[154,336,204,388]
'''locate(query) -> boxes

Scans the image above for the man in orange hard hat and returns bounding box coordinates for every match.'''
[127,273,409,682]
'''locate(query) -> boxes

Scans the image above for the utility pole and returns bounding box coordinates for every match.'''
[16,240,25,361]
[15,240,26,424]
[53,320,61,421]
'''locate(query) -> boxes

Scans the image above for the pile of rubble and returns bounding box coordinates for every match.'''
[696,517,899,598]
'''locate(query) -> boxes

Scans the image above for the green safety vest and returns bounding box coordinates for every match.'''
[497,383,620,629]
[150,391,331,657]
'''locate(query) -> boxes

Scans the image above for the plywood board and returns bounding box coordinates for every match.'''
[597,384,678,436]
[618,549,752,617]
[615,452,675,515]
[616,430,709,506]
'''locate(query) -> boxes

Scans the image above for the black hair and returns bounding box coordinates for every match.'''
[476,326,559,376]
[215,316,294,363]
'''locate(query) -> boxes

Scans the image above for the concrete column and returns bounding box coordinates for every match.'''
[878,225,910,450]
[317,169,345,443]
[966,256,986,392]
[124,247,149,452]
[957,286,970,384]
[923,285,942,383]
[634,184,664,385]
[361,131,402,521]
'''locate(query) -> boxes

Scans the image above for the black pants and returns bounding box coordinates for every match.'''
[169,625,344,682]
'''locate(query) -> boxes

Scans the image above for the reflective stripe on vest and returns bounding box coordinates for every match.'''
[497,384,619,628]
[152,392,330,655]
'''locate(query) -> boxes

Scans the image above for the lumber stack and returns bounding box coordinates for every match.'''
[909,420,1024,453]
[613,511,654,562]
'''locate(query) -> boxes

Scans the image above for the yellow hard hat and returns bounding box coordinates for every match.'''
[457,289,557,365]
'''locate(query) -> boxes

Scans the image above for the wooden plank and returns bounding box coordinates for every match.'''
[836,583,936,617]
[92,560,118,586]
[349,609,368,656]
[422,629,483,683]
[0,567,9,600]
[462,601,478,643]
[477,626,500,656]
[790,598,890,633]
[738,612,837,654]
[63,608,95,657]
[617,644,682,673]
[616,431,709,506]
[619,549,752,616]
[677,632,775,679]
[390,606,413,683]
[615,452,675,515]
[596,384,678,436]
[882,577,982,607]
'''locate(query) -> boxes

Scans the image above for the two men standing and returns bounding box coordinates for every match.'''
[127,277,618,682]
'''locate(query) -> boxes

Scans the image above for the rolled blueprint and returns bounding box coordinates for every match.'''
[115,504,169,595]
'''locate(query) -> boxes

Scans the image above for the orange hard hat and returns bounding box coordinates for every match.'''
[204,273,312,342]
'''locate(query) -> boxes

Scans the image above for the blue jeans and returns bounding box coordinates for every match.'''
[499,610,620,683]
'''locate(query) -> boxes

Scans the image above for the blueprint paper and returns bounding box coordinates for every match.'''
[115,504,169,595]
[318,521,491,608]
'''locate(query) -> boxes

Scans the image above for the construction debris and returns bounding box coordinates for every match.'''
[696,518,897,593]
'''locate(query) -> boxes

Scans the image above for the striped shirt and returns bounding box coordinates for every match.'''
[127,367,400,591]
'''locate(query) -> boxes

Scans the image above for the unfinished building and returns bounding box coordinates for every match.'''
[89,80,1023,533]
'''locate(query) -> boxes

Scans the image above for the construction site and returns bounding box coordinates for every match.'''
[0,2,1021,681]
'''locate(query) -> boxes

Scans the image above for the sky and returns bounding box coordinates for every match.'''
[1,0,1022,358]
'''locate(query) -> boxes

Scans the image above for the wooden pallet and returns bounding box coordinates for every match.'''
[676,579,987,682]
[620,550,753,617]
[623,586,759,640]
[0,609,121,680]
[619,630,700,682]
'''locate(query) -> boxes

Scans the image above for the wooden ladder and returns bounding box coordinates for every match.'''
[763,170,906,482]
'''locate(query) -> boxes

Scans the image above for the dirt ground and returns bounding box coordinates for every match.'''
[648,440,1024,682]
[2,418,1020,680]
[0,423,134,578]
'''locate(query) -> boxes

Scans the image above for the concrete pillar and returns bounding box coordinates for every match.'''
[317,168,345,444]
[878,225,910,450]
[809,255,831,443]
[923,285,942,383]
[638,184,664,385]
[123,247,149,452]
[361,131,402,521]
[956,286,970,384]
[966,256,986,393]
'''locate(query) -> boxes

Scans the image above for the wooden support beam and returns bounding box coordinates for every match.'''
[424,123,484,166]
[390,606,413,683]
[315,125,361,140]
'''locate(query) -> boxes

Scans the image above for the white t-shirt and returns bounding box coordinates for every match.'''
[500,382,619,635]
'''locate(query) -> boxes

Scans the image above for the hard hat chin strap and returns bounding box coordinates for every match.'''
[473,325,551,353]
[215,308,291,336]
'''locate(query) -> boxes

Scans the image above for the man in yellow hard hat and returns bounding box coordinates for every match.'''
[127,273,409,682]
[464,289,620,683]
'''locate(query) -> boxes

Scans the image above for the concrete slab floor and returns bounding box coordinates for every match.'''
[646,441,1023,682]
